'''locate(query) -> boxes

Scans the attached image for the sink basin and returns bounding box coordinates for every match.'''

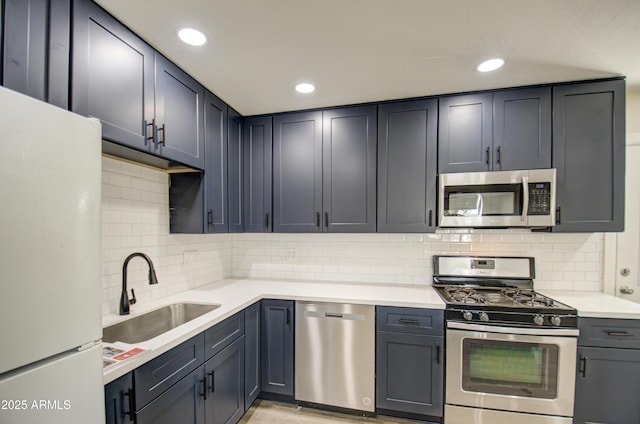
[103,303,220,343]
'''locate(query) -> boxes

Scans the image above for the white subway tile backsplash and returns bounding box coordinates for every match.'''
[231,230,604,291]
[101,157,232,316]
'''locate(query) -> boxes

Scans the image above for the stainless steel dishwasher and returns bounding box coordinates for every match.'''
[295,301,375,413]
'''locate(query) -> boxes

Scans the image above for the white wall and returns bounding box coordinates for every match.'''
[627,89,640,137]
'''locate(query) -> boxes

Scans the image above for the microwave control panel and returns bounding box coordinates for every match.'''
[528,182,551,215]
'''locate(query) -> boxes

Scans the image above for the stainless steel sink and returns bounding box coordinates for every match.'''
[103,303,220,343]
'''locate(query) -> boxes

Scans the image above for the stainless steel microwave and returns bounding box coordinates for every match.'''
[438,169,556,228]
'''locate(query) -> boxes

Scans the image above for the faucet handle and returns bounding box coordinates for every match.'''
[129,288,137,305]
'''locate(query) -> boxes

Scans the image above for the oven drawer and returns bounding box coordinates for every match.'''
[578,318,640,349]
[376,306,444,335]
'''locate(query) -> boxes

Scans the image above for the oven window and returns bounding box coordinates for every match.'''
[462,339,559,398]
[444,184,522,217]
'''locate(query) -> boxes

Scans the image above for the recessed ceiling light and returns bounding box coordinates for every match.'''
[177,28,207,46]
[477,58,505,72]
[295,82,316,94]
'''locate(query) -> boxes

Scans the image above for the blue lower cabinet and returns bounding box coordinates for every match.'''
[260,299,295,397]
[376,306,444,420]
[205,336,246,424]
[104,372,134,424]
[244,302,261,409]
[574,318,640,423]
[136,365,206,424]
[376,331,443,417]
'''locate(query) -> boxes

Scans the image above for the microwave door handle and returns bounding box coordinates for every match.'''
[521,176,529,222]
[476,194,483,216]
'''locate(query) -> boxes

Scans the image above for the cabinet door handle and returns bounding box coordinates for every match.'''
[607,331,634,337]
[316,212,321,227]
[556,206,562,225]
[208,371,215,393]
[144,119,156,145]
[428,210,433,227]
[485,146,490,166]
[200,378,207,399]
[265,212,269,228]
[579,356,587,377]
[157,123,166,146]
[286,308,291,327]
[324,212,329,227]
[208,210,214,226]
[436,345,441,365]
[496,146,502,165]
[123,388,135,422]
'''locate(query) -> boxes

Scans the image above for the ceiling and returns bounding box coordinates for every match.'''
[94,0,640,116]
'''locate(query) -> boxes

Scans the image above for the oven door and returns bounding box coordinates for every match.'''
[446,322,577,417]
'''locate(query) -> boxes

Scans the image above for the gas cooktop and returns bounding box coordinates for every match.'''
[433,256,577,328]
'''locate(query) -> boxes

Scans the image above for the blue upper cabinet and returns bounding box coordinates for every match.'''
[273,106,377,233]
[493,87,551,171]
[438,93,493,173]
[552,79,625,232]
[203,91,229,233]
[154,54,205,170]
[72,0,155,153]
[273,111,323,232]
[228,108,244,233]
[438,87,551,173]
[322,106,377,232]
[72,0,204,170]
[378,99,438,233]
[2,0,71,109]
[243,116,273,232]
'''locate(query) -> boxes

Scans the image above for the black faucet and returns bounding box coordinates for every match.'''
[120,252,159,315]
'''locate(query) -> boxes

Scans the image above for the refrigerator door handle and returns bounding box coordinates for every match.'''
[77,340,102,352]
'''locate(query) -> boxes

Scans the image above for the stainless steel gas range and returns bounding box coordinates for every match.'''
[433,256,578,424]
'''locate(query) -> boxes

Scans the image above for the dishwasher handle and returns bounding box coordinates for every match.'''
[302,310,365,321]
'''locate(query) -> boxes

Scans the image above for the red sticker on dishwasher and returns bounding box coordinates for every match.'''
[113,347,145,361]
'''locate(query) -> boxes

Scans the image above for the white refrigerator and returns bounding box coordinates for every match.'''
[0,87,104,423]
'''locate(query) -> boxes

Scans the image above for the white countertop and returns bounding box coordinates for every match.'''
[539,290,640,320]
[102,278,640,384]
[102,278,445,384]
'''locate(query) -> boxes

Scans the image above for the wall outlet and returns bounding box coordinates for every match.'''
[285,249,297,262]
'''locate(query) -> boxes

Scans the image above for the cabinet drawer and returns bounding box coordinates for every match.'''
[376,307,444,336]
[134,333,205,408]
[204,311,245,360]
[579,318,640,349]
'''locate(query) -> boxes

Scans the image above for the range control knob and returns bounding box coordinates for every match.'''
[463,311,473,321]
[550,315,562,326]
[533,314,545,326]
[479,312,490,322]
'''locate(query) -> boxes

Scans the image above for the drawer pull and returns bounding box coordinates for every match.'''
[398,319,421,325]
[607,331,635,337]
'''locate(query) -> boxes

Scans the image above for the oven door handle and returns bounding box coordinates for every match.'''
[447,321,579,337]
